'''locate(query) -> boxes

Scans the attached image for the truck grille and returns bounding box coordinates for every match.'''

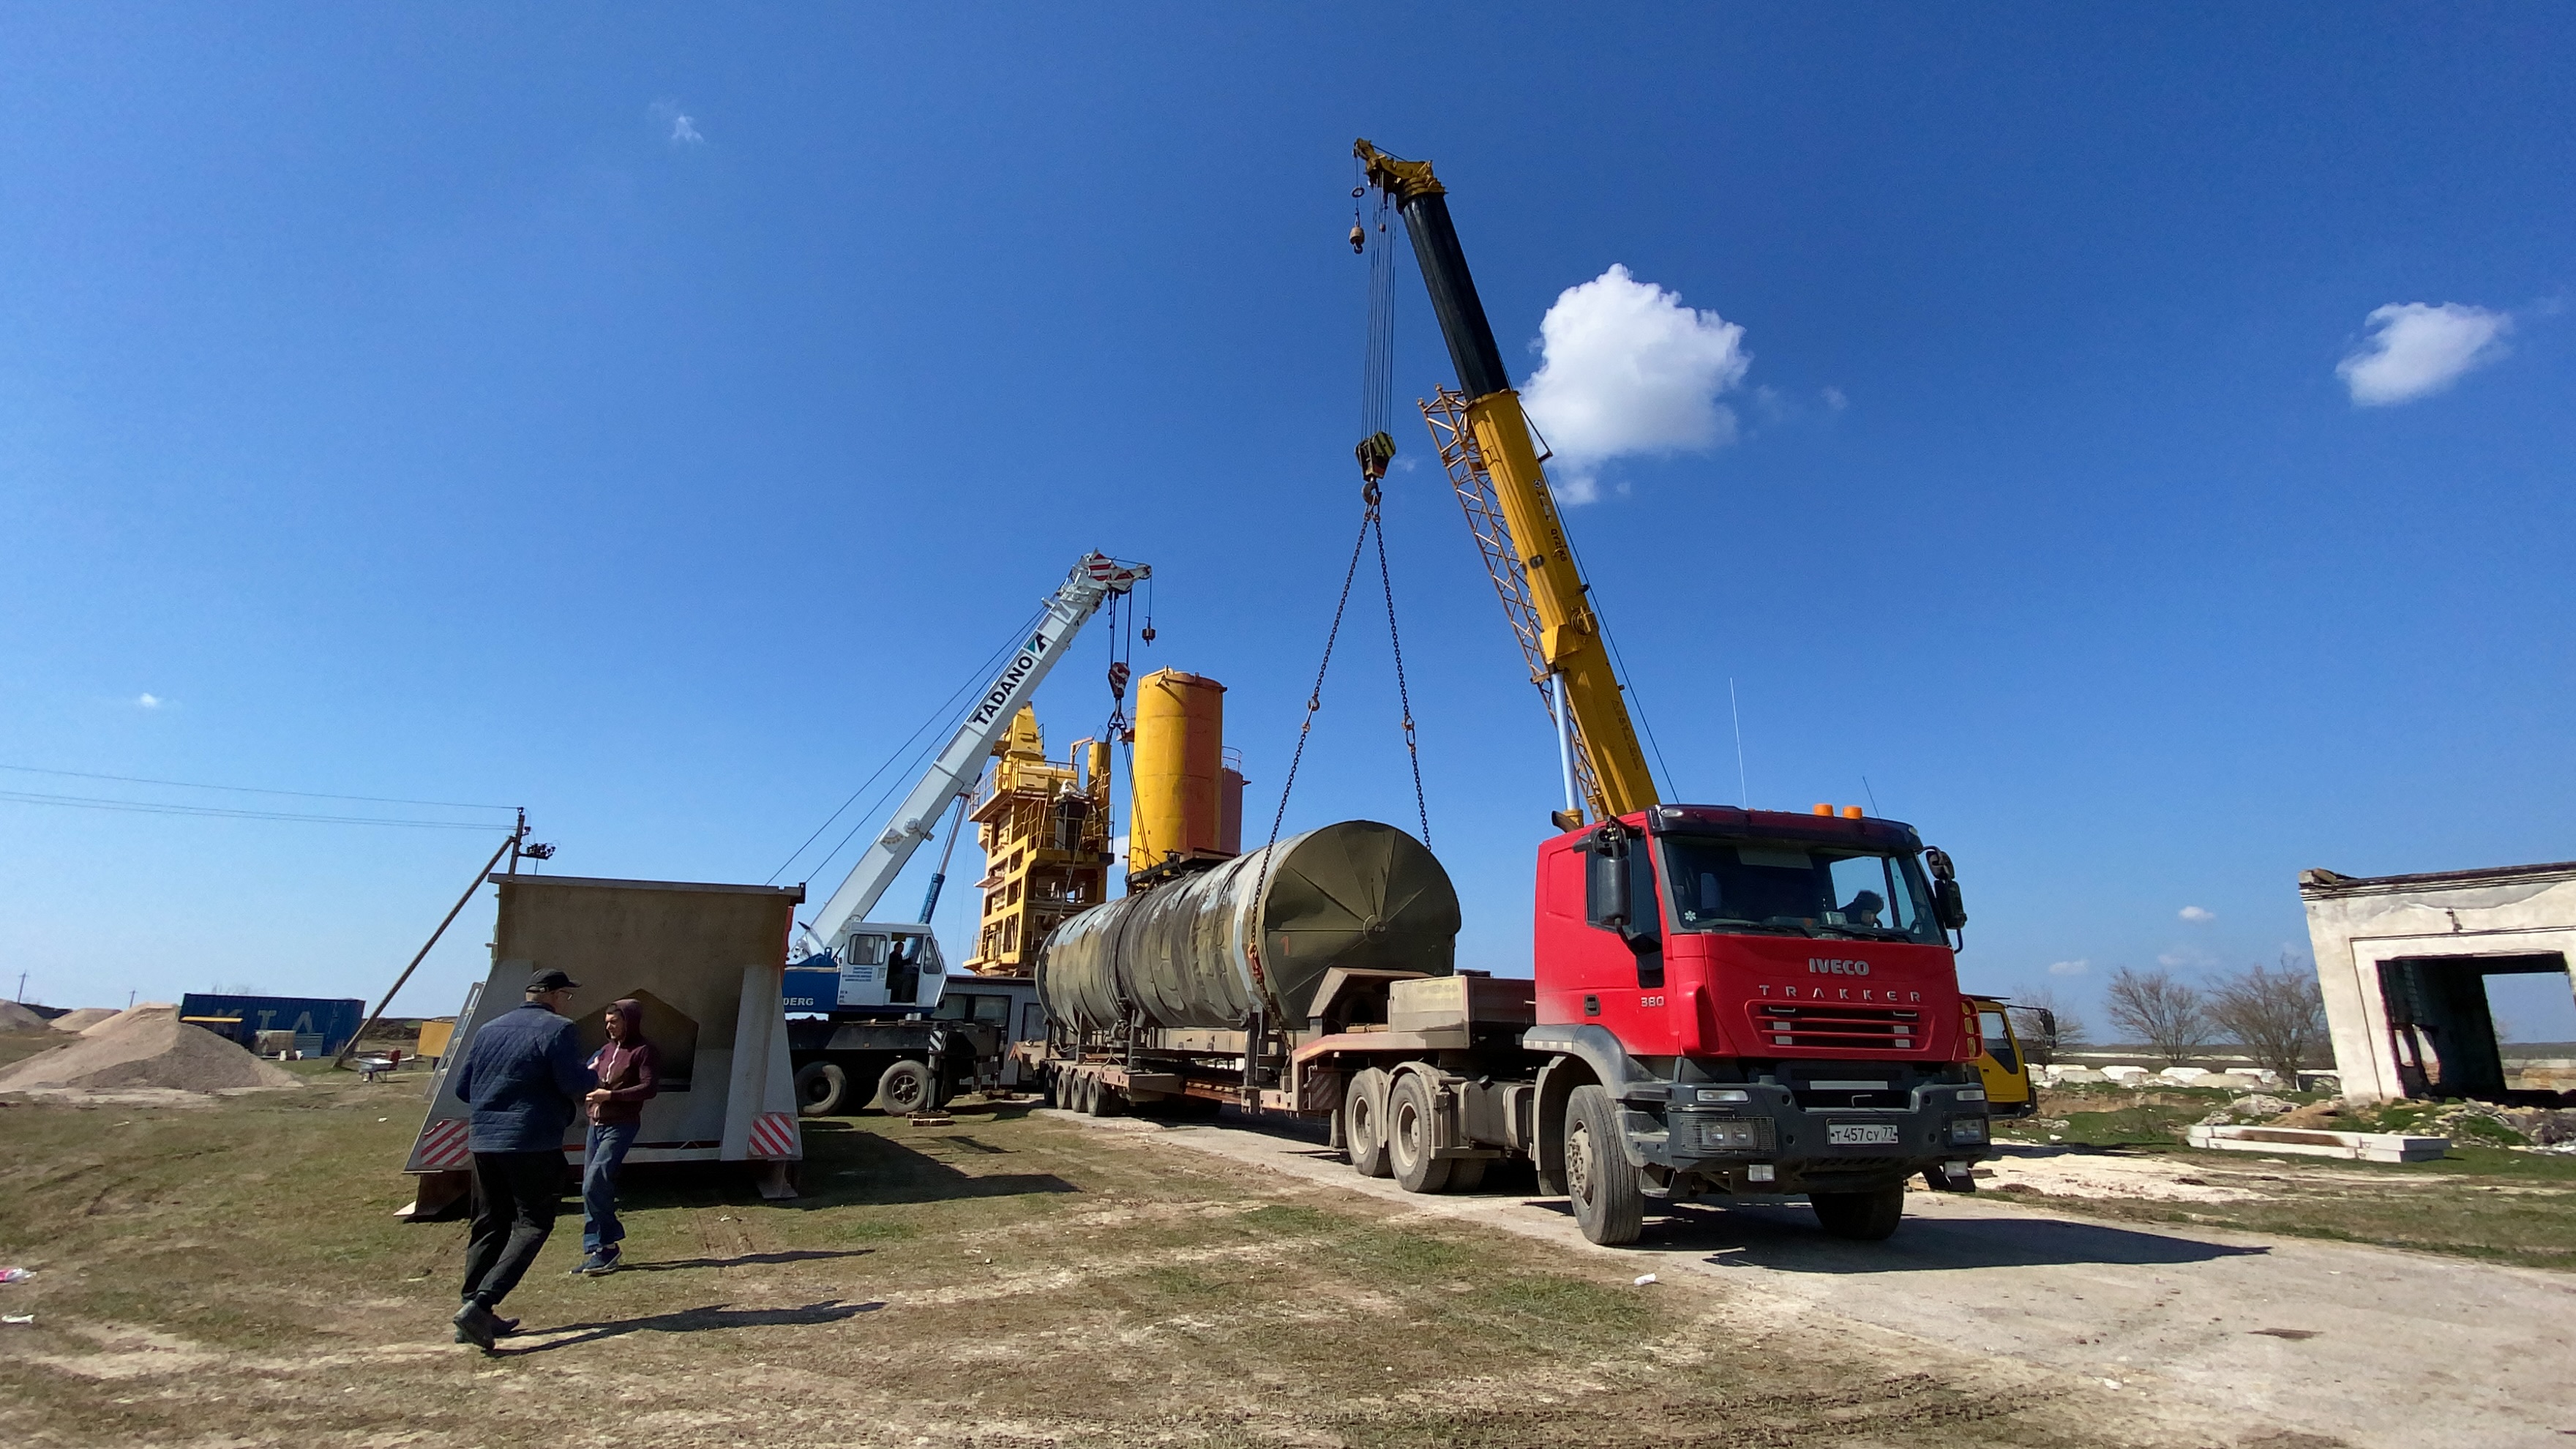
[1752,1003,1919,1052]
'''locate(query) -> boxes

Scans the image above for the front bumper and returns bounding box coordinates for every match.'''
[1630,1081,1992,1194]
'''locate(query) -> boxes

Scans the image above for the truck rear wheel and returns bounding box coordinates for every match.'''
[1388,1071,1453,1194]
[1810,1186,1906,1240]
[1563,1085,1644,1245]
[794,1062,847,1117]
[1345,1068,1392,1178]
[877,1059,935,1115]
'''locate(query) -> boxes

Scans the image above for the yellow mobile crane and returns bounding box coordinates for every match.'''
[1355,141,1658,831]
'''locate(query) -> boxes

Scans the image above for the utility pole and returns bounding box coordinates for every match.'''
[13,972,23,1003]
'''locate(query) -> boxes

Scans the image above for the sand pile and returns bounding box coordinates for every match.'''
[0,1006,298,1093]
[78,1002,176,1036]
[0,1000,49,1032]
[50,1007,117,1033]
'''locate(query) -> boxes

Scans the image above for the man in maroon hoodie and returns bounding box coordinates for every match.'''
[577,999,658,1275]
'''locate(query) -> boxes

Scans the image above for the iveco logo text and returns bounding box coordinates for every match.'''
[967,633,1054,725]
[1808,958,1871,976]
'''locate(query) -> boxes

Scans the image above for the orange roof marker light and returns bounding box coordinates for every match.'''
[1842,806,1865,820]
[1811,803,1834,817]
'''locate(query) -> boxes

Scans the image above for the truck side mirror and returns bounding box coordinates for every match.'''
[1592,838,1633,932]
[1924,847,1966,931]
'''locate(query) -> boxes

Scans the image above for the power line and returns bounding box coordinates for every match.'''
[0,788,510,831]
[0,762,516,812]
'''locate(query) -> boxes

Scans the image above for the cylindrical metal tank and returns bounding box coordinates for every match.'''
[1128,670,1227,875]
[1039,820,1458,1034]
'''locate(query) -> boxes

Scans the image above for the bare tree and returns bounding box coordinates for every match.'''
[2206,954,2328,1085]
[2007,986,2089,1066]
[2103,966,2210,1066]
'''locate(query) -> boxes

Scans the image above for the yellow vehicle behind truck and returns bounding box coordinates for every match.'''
[1966,996,2043,1117]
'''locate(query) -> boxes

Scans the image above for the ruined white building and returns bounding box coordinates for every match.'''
[2299,861,2576,1102]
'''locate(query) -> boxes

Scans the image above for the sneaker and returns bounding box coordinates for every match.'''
[450,1302,499,1351]
[577,1249,622,1276]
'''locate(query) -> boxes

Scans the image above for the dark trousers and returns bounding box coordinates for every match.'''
[460,1150,564,1311]
[581,1121,638,1256]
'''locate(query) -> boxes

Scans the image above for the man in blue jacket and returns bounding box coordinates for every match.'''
[449,967,591,1351]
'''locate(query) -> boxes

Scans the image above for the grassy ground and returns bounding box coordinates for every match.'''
[0,1070,2191,1448]
[1987,1083,2576,1270]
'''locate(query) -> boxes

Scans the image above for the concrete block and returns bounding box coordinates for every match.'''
[2186,1124,2449,1163]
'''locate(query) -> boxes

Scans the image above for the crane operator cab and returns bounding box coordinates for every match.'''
[785,924,951,1017]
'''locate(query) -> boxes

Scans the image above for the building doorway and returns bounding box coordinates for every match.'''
[2378,953,2569,1101]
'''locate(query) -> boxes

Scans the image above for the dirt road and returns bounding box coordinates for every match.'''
[1075,1110,2576,1449]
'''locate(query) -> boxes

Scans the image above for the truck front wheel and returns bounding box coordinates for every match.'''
[794,1062,848,1117]
[1563,1085,1644,1245]
[1810,1186,1906,1240]
[1345,1068,1392,1178]
[877,1059,935,1115]
[1387,1071,1453,1194]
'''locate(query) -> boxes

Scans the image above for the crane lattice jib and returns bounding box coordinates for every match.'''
[1360,136,1660,822]
[1421,389,1606,823]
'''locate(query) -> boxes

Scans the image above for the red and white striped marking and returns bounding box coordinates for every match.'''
[413,1117,470,1170]
[746,1112,798,1160]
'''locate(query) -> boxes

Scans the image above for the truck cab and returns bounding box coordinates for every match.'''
[1527,804,1993,1240]
[785,923,949,1016]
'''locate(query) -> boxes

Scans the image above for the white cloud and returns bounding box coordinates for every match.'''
[135,693,162,709]
[2046,958,2089,977]
[651,100,706,147]
[1521,264,1750,504]
[2178,905,2214,923]
[1821,386,1849,412]
[2336,302,2512,406]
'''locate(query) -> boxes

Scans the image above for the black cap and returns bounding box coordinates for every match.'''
[527,968,580,992]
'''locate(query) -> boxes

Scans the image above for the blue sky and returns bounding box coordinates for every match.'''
[3,7,2572,1038]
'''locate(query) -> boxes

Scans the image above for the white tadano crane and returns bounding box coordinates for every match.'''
[788,551,1147,1016]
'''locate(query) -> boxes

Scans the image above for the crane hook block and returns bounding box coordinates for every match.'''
[1355,430,1396,483]
[1349,222,1366,254]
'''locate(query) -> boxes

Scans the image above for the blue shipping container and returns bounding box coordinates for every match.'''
[178,994,367,1057]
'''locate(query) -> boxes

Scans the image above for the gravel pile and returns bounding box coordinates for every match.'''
[48,1007,118,1033]
[0,1000,49,1032]
[0,1004,299,1093]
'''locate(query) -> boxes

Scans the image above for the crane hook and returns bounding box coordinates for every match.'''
[1348,221,1366,254]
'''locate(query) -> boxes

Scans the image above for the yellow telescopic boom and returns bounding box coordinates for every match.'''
[1358,140,1659,825]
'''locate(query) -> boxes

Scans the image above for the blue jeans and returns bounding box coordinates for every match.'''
[581,1121,638,1257]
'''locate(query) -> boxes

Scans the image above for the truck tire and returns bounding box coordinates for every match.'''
[794,1061,847,1117]
[1085,1075,1124,1117]
[1446,1157,1488,1192]
[1388,1071,1454,1194]
[1345,1068,1393,1178]
[876,1059,935,1115]
[1563,1084,1644,1245]
[1810,1186,1906,1240]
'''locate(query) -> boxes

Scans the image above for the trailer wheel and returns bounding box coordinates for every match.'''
[1563,1085,1644,1245]
[1388,1071,1454,1194]
[876,1059,935,1115]
[1344,1068,1393,1177]
[1084,1073,1124,1117]
[1809,1186,1906,1240]
[794,1062,848,1117]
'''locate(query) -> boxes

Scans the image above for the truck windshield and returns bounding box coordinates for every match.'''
[1659,837,1944,944]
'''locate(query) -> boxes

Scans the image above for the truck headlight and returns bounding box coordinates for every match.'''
[1684,1115,1771,1153]
[1695,1087,1751,1104]
[1947,1115,1990,1145]
[1956,1087,1986,1103]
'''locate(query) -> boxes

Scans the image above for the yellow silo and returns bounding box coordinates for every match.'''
[1128,670,1229,878]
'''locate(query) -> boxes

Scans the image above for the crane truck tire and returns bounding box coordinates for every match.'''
[1445,1157,1488,1192]
[1387,1071,1453,1194]
[1810,1186,1906,1240]
[794,1062,848,1117]
[875,1059,935,1116]
[1345,1068,1393,1177]
[1563,1084,1644,1245]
